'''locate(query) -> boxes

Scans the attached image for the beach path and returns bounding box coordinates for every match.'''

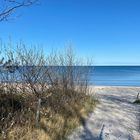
[68,87,140,140]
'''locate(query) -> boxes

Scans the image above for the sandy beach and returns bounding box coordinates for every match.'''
[68,86,140,140]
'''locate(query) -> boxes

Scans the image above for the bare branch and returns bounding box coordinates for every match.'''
[0,0,38,21]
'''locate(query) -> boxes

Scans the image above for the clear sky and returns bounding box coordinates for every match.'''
[0,0,140,65]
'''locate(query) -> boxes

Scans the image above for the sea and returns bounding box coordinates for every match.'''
[91,66,140,86]
[0,66,140,86]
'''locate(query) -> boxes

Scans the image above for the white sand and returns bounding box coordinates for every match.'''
[68,86,140,140]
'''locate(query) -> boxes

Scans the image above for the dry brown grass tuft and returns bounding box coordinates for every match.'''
[0,89,97,140]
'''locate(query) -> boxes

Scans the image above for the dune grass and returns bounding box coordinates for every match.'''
[0,89,97,140]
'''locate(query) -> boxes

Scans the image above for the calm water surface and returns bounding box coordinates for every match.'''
[91,66,140,86]
[1,66,140,86]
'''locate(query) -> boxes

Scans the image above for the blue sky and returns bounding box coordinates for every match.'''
[0,0,140,65]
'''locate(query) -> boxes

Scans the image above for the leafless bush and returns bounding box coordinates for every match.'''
[0,43,94,138]
[46,47,92,98]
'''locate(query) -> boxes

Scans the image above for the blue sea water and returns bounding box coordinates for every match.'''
[0,66,140,86]
[90,66,140,86]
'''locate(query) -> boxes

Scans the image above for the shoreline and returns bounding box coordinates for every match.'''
[89,85,140,88]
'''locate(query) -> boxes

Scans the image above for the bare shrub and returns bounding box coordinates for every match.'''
[0,43,95,139]
[46,47,92,100]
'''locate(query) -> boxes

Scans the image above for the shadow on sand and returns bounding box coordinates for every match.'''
[79,118,101,140]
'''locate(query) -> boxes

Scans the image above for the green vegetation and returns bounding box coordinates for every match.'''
[133,93,140,104]
[133,99,140,104]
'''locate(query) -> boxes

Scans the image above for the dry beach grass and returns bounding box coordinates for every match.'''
[0,88,97,140]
